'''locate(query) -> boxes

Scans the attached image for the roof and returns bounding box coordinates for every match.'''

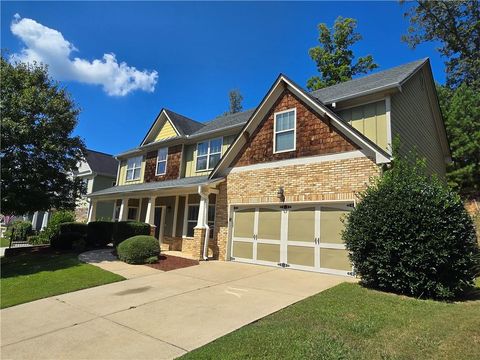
[88,176,221,197]
[311,58,427,104]
[164,109,205,136]
[190,109,255,136]
[85,150,117,177]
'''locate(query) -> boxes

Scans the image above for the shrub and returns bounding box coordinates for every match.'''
[343,151,479,300]
[87,221,115,247]
[59,222,88,236]
[51,232,84,250]
[117,235,160,264]
[39,210,75,243]
[27,235,49,245]
[113,221,151,246]
[10,220,32,242]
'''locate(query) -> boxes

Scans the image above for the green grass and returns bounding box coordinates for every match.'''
[182,283,480,360]
[0,237,11,247]
[1,252,124,308]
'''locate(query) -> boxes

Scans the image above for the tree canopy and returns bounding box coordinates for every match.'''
[228,89,243,114]
[307,17,378,91]
[1,57,86,215]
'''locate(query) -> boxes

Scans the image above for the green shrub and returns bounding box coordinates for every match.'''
[145,256,158,264]
[27,235,49,245]
[117,235,160,264]
[72,238,86,252]
[113,221,151,246]
[10,220,32,242]
[87,221,115,247]
[343,151,479,300]
[51,231,84,250]
[39,210,75,243]
[59,222,88,236]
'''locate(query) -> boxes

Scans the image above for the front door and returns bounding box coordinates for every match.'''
[154,207,163,240]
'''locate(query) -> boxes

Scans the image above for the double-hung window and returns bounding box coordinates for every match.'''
[186,204,215,238]
[274,109,296,153]
[156,147,168,175]
[196,138,222,171]
[125,156,142,181]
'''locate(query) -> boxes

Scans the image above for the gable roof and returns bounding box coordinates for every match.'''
[164,109,205,136]
[85,150,117,177]
[209,74,392,179]
[311,58,428,104]
[190,109,255,136]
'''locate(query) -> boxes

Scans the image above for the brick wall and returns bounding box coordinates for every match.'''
[232,90,358,167]
[144,145,182,182]
[213,156,380,260]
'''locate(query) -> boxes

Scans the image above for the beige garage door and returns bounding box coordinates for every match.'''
[231,203,353,275]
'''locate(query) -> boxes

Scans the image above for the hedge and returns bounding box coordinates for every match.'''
[117,235,160,264]
[87,221,115,247]
[9,220,32,242]
[113,221,151,246]
[51,232,85,251]
[59,222,88,236]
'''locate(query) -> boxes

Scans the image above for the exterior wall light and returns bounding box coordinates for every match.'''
[277,186,285,202]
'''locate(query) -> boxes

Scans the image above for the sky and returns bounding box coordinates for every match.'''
[1,1,446,155]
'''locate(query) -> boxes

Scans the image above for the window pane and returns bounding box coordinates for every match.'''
[127,156,141,169]
[158,148,168,161]
[196,155,208,171]
[197,142,208,156]
[156,161,166,174]
[127,208,137,220]
[209,153,221,169]
[210,138,222,154]
[187,222,195,237]
[276,111,295,131]
[126,169,133,180]
[276,130,295,152]
[208,205,215,222]
[188,205,199,221]
[133,168,141,179]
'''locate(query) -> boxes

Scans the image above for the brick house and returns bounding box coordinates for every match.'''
[88,58,450,276]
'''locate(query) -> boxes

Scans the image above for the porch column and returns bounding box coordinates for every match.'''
[111,200,117,221]
[196,194,209,228]
[87,200,97,223]
[40,211,50,230]
[145,196,156,225]
[31,211,39,230]
[119,198,128,221]
[172,195,179,237]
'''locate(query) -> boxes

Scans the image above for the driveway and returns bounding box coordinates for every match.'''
[1,261,354,359]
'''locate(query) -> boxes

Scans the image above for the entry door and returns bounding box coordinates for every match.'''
[154,207,163,240]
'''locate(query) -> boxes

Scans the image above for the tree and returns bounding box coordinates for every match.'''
[1,57,86,215]
[402,0,480,89]
[307,17,378,91]
[437,84,480,196]
[228,89,243,114]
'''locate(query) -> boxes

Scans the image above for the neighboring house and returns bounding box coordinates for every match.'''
[88,58,450,275]
[29,149,117,230]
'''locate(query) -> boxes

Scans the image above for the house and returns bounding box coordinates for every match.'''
[88,58,450,275]
[29,149,118,230]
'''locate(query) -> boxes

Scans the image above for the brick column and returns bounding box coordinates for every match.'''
[192,227,207,260]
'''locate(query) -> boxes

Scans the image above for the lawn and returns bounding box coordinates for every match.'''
[0,237,11,247]
[1,251,124,308]
[182,283,480,360]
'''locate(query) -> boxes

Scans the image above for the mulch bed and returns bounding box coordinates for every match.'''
[146,254,199,272]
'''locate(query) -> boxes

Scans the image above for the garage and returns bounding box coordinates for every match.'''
[230,202,354,275]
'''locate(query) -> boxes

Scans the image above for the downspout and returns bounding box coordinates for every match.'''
[198,186,210,260]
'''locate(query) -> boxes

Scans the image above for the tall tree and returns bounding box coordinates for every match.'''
[307,17,378,91]
[402,0,480,89]
[1,57,86,215]
[228,89,243,114]
[437,84,480,197]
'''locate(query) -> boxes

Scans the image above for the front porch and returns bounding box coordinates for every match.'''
[87,177,223,260]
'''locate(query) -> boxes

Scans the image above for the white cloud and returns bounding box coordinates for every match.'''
[10,14,158,96]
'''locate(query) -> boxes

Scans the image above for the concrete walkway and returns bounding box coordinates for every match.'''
[78,249,159,279]
[1,261,355,360]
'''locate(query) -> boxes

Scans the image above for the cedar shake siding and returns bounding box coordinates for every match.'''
[232,90,358,167]
[144,145,182,182]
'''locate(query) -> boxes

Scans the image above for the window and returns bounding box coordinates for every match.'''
[196,138,222,171]
[274,109,296,153]
[125,156,142,181]
[156,147,168,175]
[186,204,215,238]
[127,207,138,221]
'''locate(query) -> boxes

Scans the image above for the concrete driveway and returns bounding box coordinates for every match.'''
[1,261,353,359]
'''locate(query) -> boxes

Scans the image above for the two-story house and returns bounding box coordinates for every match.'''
[88,58,450,276]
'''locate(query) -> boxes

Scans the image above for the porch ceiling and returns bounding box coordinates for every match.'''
[88,176,223,199]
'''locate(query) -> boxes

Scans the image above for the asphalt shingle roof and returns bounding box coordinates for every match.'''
[89,176,217,197]
[164,109,205,136]
[311,58,427,104]
[191,109,255,136]
[85,150,117,177]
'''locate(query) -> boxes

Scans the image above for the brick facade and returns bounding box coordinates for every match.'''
[212,156,381,261]
[232,90,358,167]
[144,145,182,182]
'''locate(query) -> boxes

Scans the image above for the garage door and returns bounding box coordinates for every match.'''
[231,203,353,275]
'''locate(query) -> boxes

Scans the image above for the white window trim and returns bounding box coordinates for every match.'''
[195,137,223,172]
[155,147,168,176]
[125,156,142,182]
[273,108,296,154]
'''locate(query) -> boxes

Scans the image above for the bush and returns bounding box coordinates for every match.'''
[39,210,75,243]
[59,222,88,236]
[51,232,84,250]
[113,221,151,246]
[87,221,115,247]
[117,235,160,264]
[27,235,49,245]
[343,151,479,300]
[10,220,32,242]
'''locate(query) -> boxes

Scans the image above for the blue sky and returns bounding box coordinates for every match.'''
[1,1,445,155]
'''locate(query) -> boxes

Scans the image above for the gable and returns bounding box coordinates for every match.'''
[231,90,359,168]
[155,120,178,142]
[142,110,180,145]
